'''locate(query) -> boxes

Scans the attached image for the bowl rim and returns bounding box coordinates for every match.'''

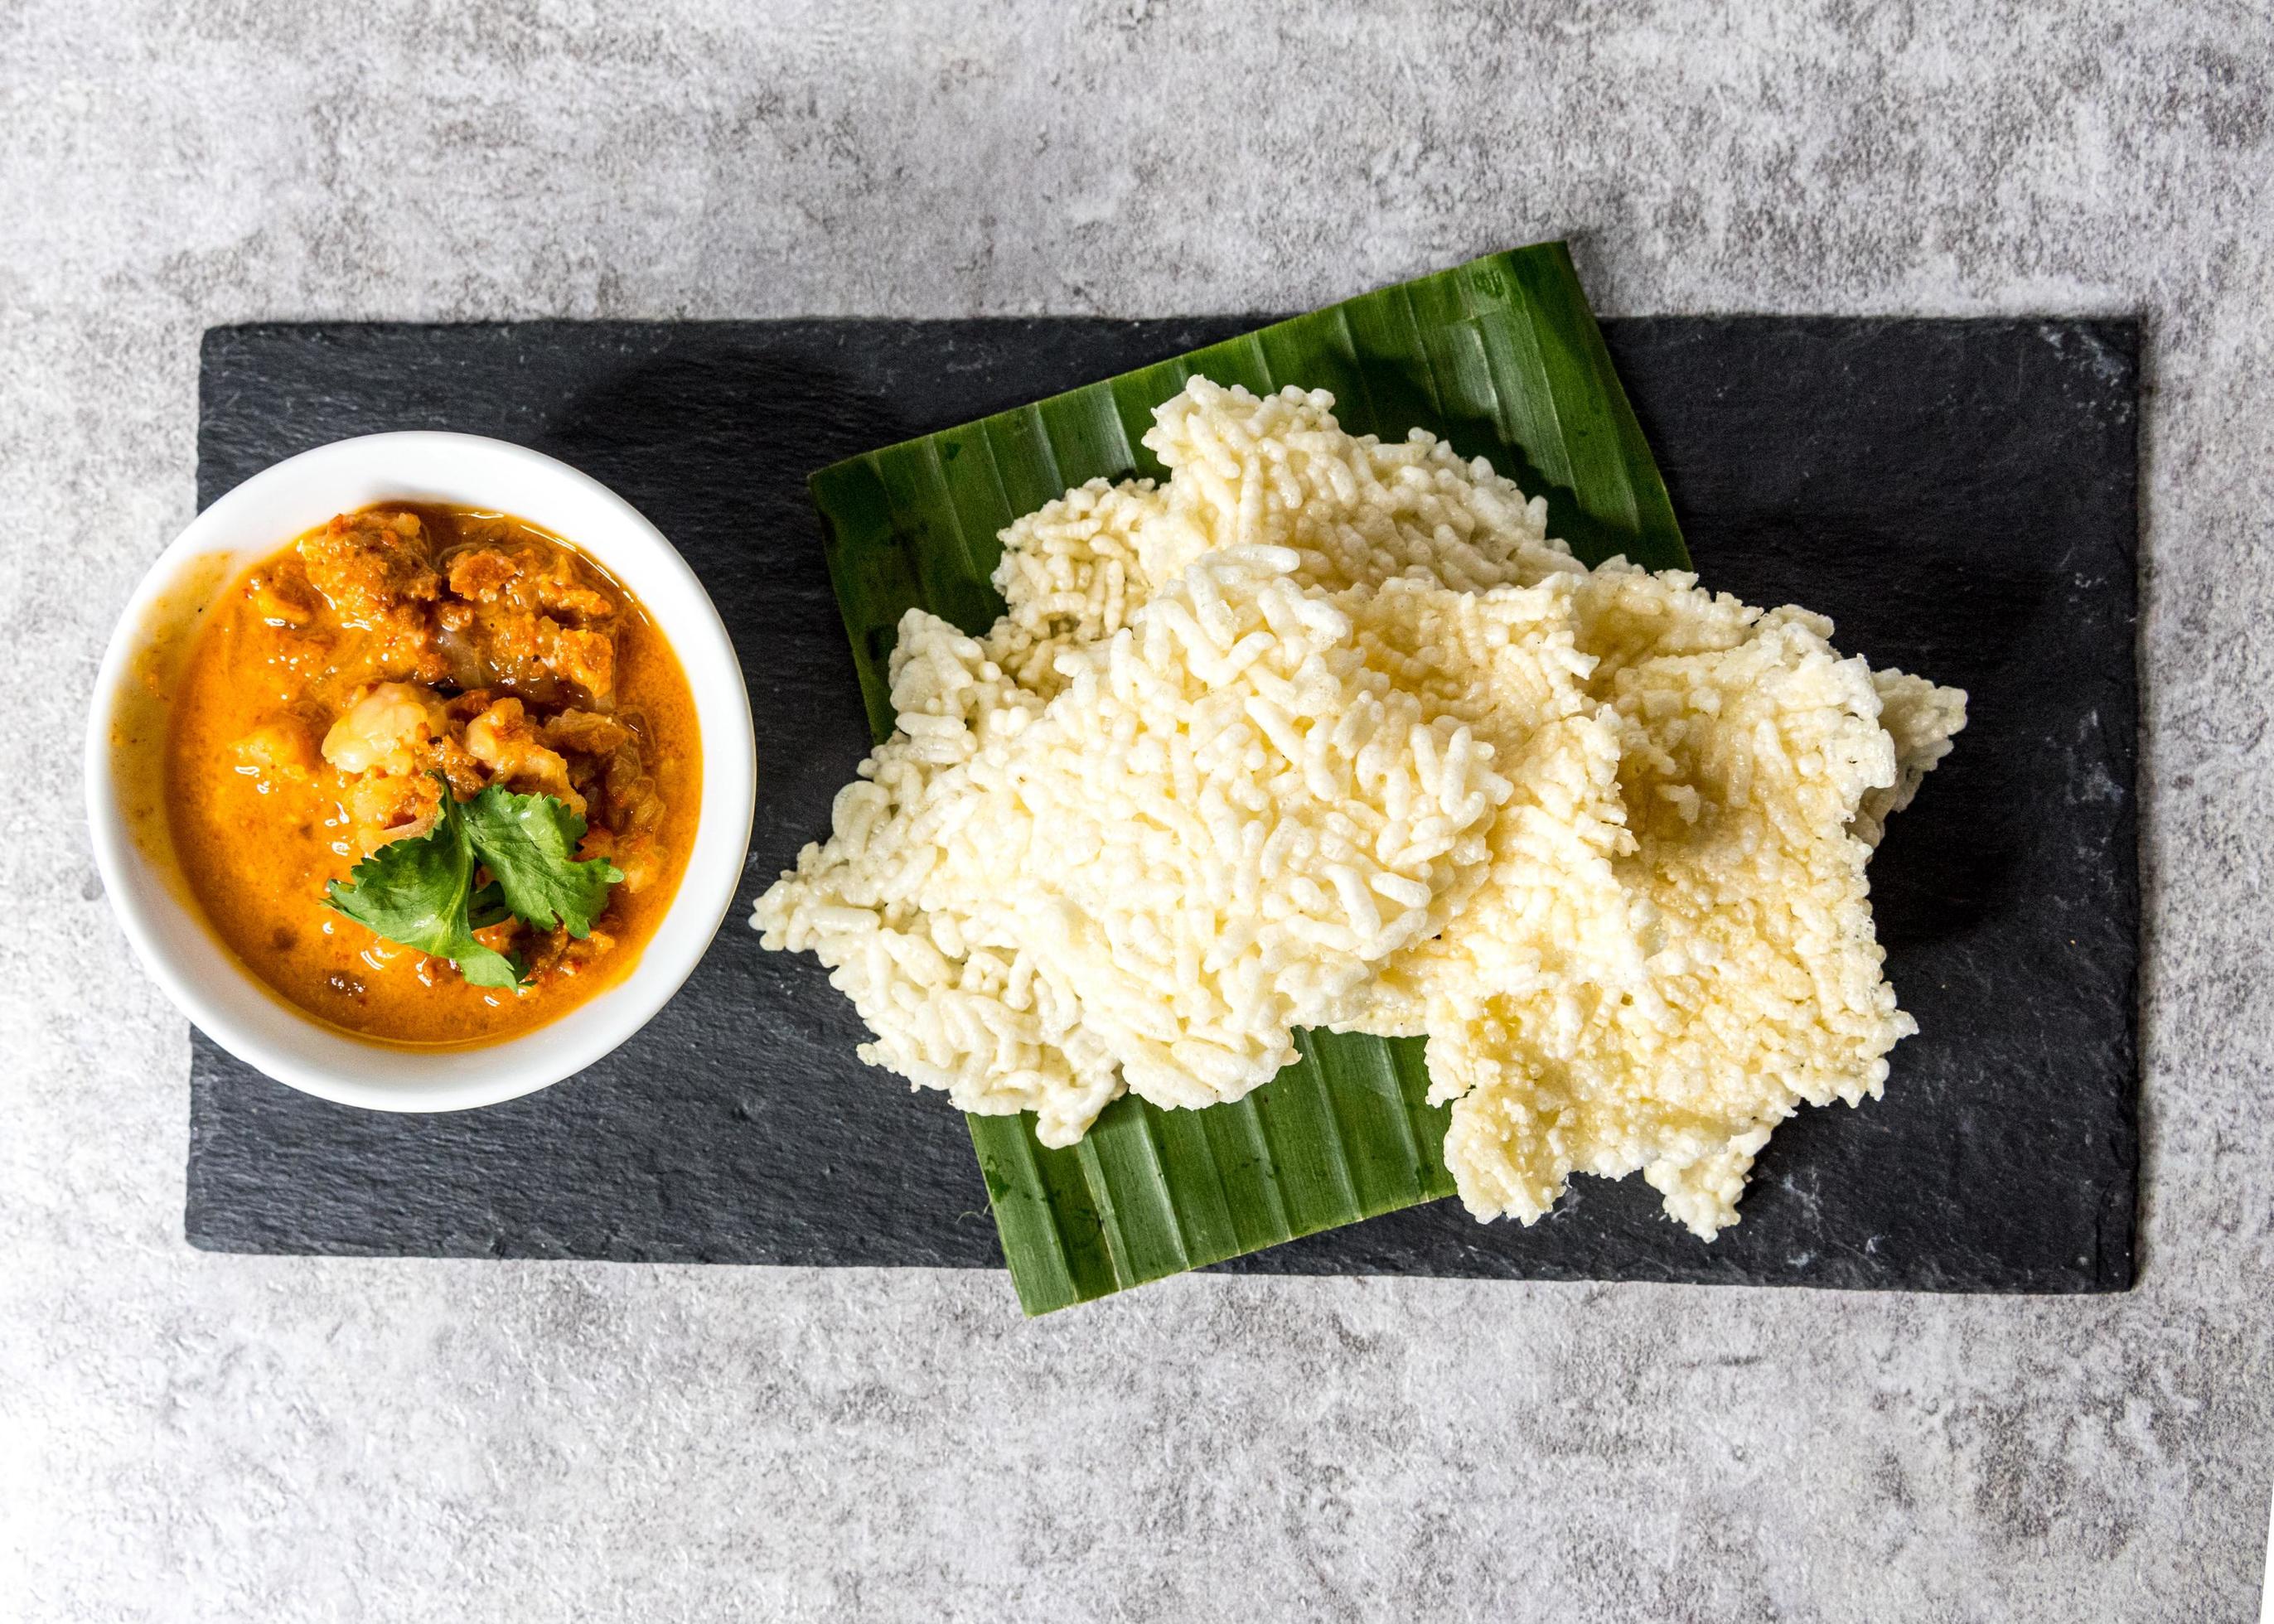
[84,430,756,1113]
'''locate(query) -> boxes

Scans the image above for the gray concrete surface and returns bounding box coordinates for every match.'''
[3,2,2268,1618]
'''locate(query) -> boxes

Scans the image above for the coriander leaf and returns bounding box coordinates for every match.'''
[467,880,512,931]
[325,784,525,988]
[459,782,626,939]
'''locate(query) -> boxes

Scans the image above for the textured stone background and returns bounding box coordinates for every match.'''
[3,2,2268,1618]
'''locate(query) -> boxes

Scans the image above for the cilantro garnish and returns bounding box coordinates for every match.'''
[325,775,626,988]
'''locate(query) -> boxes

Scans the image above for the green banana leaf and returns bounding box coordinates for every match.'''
[806,241,1688,1313]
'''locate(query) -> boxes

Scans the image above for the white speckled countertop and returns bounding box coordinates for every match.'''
[5,3,2270,1617]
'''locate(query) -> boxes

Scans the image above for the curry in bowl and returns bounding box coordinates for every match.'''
[165,503,700,1044]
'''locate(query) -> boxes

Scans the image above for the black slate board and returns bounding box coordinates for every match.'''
[186,315,2140,1293]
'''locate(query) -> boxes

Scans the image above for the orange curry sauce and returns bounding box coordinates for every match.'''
[166,504,700,1045]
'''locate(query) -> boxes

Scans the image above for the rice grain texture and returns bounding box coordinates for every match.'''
[755,379,1967,1235]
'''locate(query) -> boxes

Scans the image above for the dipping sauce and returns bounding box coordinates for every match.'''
[165,504,700,1045]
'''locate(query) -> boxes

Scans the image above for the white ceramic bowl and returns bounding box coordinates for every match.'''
[84,433,757,1112]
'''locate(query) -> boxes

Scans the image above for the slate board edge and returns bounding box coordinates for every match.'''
[174,1218,2127,1299]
